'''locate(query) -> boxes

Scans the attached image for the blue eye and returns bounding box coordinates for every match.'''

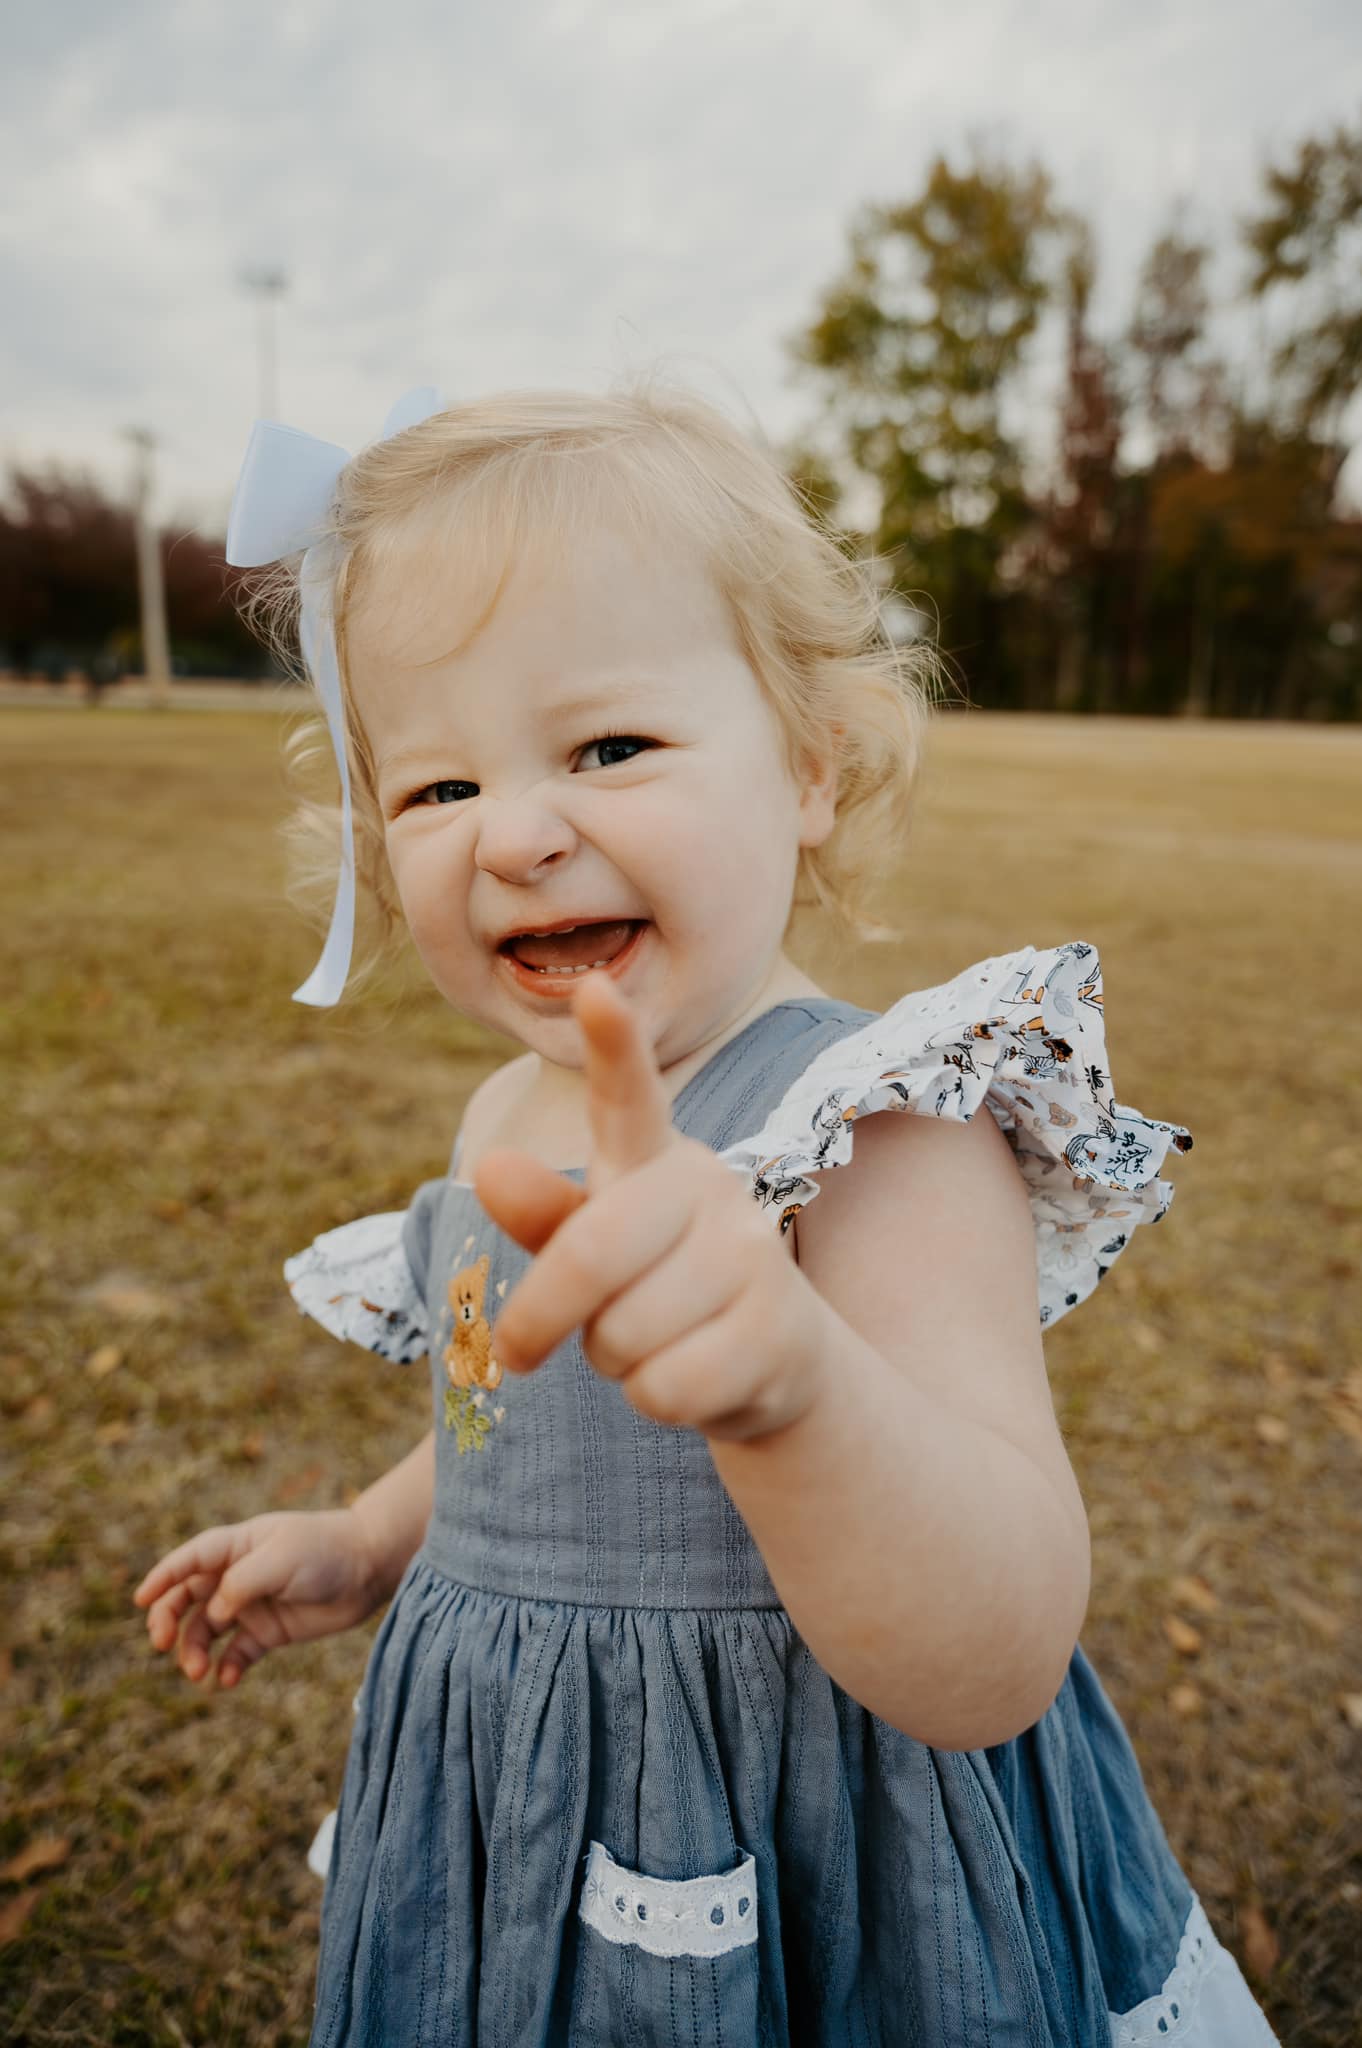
[579,734,654,770]
[415,779,478,806]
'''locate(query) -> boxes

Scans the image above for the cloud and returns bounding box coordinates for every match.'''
[2,0,1357,523]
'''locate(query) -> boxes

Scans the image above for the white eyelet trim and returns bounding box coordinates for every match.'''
[1108,1896,1281,2045]
[578,1840,758,1959]
[306,1808,337,1880]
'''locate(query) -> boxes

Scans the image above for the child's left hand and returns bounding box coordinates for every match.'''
[474,974,833,1443]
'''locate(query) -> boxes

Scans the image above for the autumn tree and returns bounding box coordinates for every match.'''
[0,471,136,672]
[1127,223,1228,464]
[0,466,261,681]
[1037,221,1126,710]
[1243,114,1362,439]
[790,149,1058,697]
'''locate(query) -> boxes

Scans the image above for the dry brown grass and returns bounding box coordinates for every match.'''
[2,706,1359,2045]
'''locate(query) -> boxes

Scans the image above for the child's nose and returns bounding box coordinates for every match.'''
[473,795,578,884]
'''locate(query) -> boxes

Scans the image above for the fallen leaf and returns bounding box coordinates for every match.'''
[274,1462,325,1505]
[95,1420,133,1447]
[1339,1693,1362,1731]
[1239,1901,1280,1980]
[237,1433,265,1463]
[1170,1573,1220,1616]
[0,1836,69,1882]
[1261,1353,1297,1393]
[85,1344,124,1380]
[1254,1414,1290,1446]
[151,1198,186,1223]
[81,1273,178,1320]
[1163,1615,1203,1657]
[1282,1590,1345,1641]
[1325,1398,1362,1451]
[1168,1684,1203,1717]
[0,1890,39,1943]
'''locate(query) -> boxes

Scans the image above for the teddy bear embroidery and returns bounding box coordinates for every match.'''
[441,1250,506,1453]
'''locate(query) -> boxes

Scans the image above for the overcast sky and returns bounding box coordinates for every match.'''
[4,0,1359,530]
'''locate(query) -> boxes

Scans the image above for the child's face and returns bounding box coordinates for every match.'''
[347,515,834,1072]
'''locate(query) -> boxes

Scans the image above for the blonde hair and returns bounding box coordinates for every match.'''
[243,374,941,996]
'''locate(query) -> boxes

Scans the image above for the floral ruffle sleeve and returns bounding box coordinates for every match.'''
[720,940,1192,1328]
[281,1176,447,1363]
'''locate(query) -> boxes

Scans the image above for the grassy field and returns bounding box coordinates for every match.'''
[2,706,1359,2045]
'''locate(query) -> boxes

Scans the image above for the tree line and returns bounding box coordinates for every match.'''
[789,113,1362,720]
[0,472,263,686]
[3,111,1359,717]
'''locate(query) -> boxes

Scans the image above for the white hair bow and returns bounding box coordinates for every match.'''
[224,387,445,1006]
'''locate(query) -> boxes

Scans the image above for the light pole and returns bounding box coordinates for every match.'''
[240,265,289,420]
[123,428,172,710]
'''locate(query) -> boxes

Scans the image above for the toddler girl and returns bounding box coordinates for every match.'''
[135,383,1279,2046]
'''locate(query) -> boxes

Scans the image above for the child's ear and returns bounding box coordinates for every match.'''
[796,732,840,850]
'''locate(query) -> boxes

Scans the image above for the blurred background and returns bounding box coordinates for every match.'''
[3,5,1360,2045]
[3,0,1361,708]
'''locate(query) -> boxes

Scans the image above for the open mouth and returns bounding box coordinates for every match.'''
[497,918,647,984]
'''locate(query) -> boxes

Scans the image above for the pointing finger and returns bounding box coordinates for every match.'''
[493,1152,692,1374]
[474,1148,589,1255]
[574,973,676,1189]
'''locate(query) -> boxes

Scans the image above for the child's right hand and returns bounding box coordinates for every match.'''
[132,1509,381,1689]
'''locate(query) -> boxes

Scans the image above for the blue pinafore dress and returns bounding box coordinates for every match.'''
[284,943,1280,2047]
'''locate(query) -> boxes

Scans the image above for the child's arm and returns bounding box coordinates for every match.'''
[349,1427,437,1601]
[480,975,1089,1754]
[706,1106,1091,1752]
[134,1430,435,1687]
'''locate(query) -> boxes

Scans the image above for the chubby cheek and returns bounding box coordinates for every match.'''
[386,835,478,996]
[639,779,798,950]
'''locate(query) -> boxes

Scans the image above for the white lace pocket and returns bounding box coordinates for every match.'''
[578,1839,758,1960]
[1107,1894,1282,2046]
